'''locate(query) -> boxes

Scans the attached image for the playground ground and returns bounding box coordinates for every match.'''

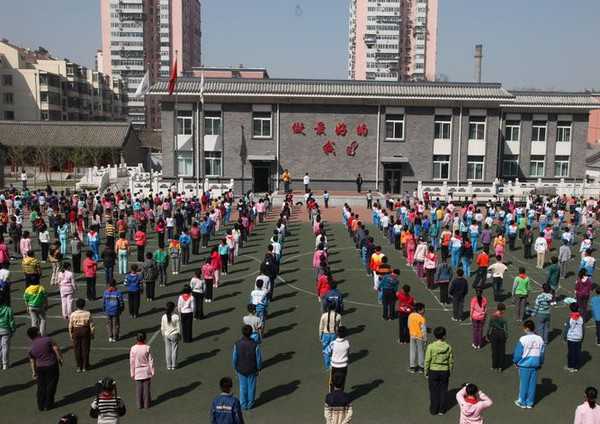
[1,206,598,423]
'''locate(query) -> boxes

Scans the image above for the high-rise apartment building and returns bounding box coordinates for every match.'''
[0,39,126,122]
[100,0,202,128]
[348,0,438,81]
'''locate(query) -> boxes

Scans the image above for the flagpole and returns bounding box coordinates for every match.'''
[173,51,178,193]
[198,71,205,198]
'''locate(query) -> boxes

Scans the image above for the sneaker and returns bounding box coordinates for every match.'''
[451,318,458,322]
[569,368,579,373]
[472,344,477,349]
[514,400,527,409]
[416,368,424,374]
[526,405,533,409]
[408,368,416,374]
[76,368,82,373]
[2,364,7,370]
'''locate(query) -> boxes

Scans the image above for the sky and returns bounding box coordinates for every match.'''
[1,0,599,91]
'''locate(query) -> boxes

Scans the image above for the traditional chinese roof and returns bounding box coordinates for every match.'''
[502,91,600,109]
[0,121,134,148]
[149,78,514,101]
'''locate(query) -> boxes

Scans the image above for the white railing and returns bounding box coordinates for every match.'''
[418,178,600,202]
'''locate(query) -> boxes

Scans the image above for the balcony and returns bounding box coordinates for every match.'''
[555,141,572,156]
[531,141,547,155]
[433,139,451,155]
[468,140,486,155]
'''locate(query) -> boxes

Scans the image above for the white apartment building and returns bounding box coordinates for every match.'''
[348,0,438,81]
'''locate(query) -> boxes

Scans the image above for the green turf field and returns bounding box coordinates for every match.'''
[1,210,598,423]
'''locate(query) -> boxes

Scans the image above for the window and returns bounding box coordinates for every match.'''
[504,120,520,142]
[204,111,221,136]
[3,111,15,120]
[556,122,572,142]
[176,110,193,135]
[532,121,547,142]
[466,156,484,180]
[205,151,222,176]
[529,155,545,177]
[252,112,272,138]
[385,114,404,140]
[468,116,486,141]
[3,93,13,105]
[554,155,570,177]
[502,155,519,177]
[176,152,193,176]
[434,115,451,140]
[432,155,450,179]
[2,75,12,86]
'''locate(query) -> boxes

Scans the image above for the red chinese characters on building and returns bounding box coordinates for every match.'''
[291,122,305,135]
[346,141,359,157]
[356,123,368,137]
[322,140,336,156]
[314,121,326,136]
[335,122,348,137]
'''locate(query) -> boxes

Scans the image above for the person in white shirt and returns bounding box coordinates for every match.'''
[20,170,27,190]
[534,236,548,269]
[328,326,350,392]
[303,173,310,193]
[255,274,271,296]
[177,285,195,343]
[38,227,50,262]
[189,271,205,319]
[161,301,180,370]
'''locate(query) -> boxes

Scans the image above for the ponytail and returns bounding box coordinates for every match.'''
[586,387,598,409]
[165,301,175,324]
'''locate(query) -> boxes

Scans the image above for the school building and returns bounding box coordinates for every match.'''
[148,78,600,194]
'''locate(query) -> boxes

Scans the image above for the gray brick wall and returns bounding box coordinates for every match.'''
[158,98,591,192]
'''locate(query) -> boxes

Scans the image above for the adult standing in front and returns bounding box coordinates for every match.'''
[232,325,262,411]
[355,174,363,193]
[161,301,180,370]
[513,320,545,409]
[303,173,310,193]
[129,331,155,409]
[282,169,292,194]
[424,326,454,416]
[28,326,63,411]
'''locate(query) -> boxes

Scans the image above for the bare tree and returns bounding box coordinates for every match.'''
[5,145,27,177]
[32,145,53,184]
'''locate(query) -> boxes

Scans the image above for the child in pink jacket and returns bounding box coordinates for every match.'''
[130,331,155,409]
[470,290,488,349]
[457,384,493,424]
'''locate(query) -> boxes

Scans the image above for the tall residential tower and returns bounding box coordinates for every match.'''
[348,0,438,81]
[100,0,201,128]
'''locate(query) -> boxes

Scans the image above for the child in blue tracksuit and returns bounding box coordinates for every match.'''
[210,377,244,424]
[102,280,124,342]
[592,288,600,345]
[513,319,545,408]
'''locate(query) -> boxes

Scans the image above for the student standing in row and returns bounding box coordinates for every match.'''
[512,267,531,322]
[83,251,97,301]
[153,246,168,287]
[190,270,206,319]
[564,302,584,373]
[470,290,488,350]
[425,326,454,416]
[449,269,468,322]
[125,265,143,318]
[24,279,48,336]
[456,383,493,423]
[210,377,244,424]
[0,299,16,369]
[573,387,600,423]
[68,298,95,373]
[129,331,155,409]
[397,285,415,344]
[408,303,427,373]
[328,326,350,392]
[513,320,545,409]
[102,280,124,343]
[319,303,341,369]
[142,252,158,302]
[177,286,195,343]
[28,326,63,411]
[487,303,508,372]
[161,301,180,370]
[58,263,77,320]
[233,325,262,411]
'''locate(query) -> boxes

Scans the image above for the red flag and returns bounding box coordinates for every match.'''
[167,56,178,95]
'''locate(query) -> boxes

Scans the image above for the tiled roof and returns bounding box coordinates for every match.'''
[149,78,514,100]
[505,91,600,107]
[136,128,162,150]
[0,121,132,148]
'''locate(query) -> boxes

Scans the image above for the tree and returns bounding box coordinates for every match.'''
[5,145,27,176]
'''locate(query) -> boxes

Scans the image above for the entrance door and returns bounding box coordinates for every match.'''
[252,164,271,193]
[383,168,402,194]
